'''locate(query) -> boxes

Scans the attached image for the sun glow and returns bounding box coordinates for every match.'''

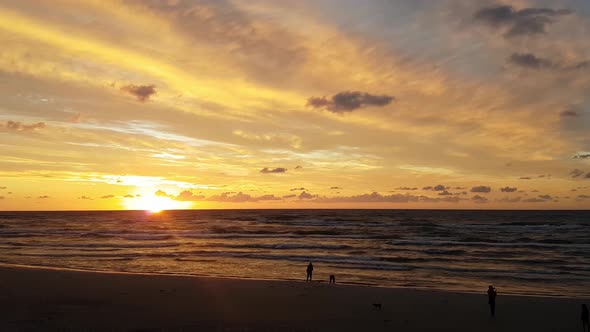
[123,195,192,212]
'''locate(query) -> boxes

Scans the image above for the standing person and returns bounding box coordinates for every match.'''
[487,285,497,317]
[329,274,336,284]
[582,304,589,332]
[306,262,313,281]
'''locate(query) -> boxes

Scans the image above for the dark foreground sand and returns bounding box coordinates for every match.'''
[0,265,586,331]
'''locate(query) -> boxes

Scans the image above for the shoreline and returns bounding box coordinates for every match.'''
[1,264,587,331]
[1,262,583,300]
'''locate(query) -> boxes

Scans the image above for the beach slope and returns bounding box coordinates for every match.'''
[0,265,585,331]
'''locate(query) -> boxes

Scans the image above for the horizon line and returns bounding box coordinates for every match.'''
[1,208,589,212]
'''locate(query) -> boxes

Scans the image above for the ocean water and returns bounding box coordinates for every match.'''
[0,209,588,298]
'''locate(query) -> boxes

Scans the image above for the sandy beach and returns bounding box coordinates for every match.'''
[0,265,586,331]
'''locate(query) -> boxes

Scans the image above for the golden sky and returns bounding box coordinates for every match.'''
[0,0,589,210]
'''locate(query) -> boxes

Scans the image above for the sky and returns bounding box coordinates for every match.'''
[0,0,589,210]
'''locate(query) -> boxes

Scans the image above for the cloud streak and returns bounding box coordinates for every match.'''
[260,167,287,174]
[560,110,579,117]
[474,5,572,37]
[298,191,314,200]
[207,192,281,203]
[508,53,589,71]
[471,195,488,203]
[573,153,590,159]
[313,192,461,203]
[497,196,522,203]
[509,53,555,69]
[307,91,394,113]
[2,121,46,131]
[570,169,586,178]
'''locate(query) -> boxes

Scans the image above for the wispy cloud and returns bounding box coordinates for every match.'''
[560,110,579,117]
[206,192,281,203]
[471,195,488,203]
[156,190,205,201]
[298,191,314,200]
[496,196,521,203]
[474,5,571,37]
[2,121,46,131]
[570,169,586,178]
[508,53,555,69]
[260,167,287,174]
[175,190,206,201]
[313,192,461,203]
[573,153,590,159]
[233,130,303,149]
[523,197,547,203]
[508,53,588,71]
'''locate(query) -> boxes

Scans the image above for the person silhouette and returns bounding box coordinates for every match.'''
[582,304,589,332]
[329,274,335,284]
[487,285,497,317]
[306,262,313,281]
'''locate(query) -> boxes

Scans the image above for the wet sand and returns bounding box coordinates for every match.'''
[0,265,586,331]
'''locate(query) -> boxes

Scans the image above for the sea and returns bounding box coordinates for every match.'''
[0,209,588,298]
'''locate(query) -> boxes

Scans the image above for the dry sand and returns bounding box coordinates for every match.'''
[0,265,586,331]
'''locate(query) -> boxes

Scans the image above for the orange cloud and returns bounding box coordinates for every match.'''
[3,121,45,131]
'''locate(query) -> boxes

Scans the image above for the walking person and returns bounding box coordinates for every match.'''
[487,285,497,317]
[582,304,589,332]
[306,262,313,281]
